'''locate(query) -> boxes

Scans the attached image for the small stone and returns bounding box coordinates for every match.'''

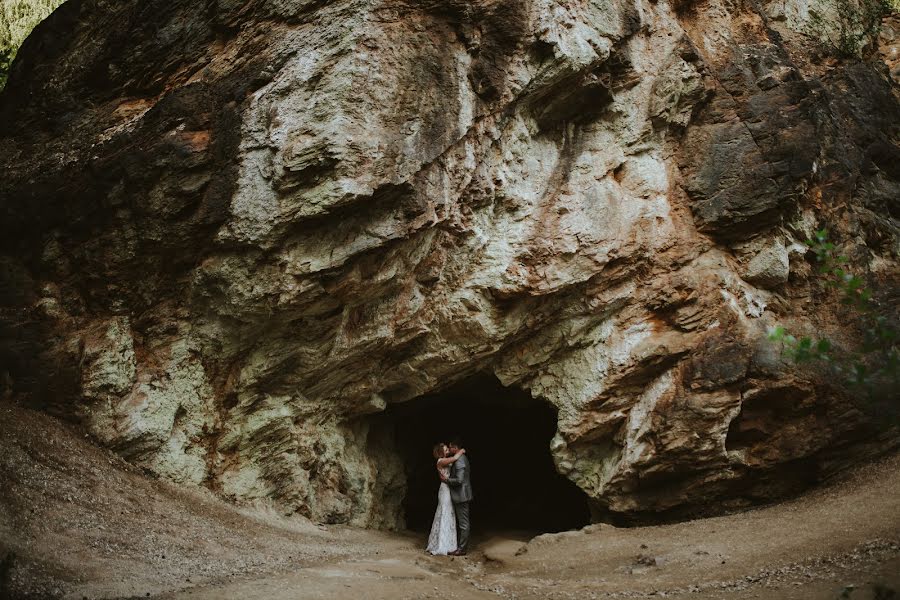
[743,238,789,288]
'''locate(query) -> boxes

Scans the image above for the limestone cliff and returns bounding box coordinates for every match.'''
[1,0,898,527]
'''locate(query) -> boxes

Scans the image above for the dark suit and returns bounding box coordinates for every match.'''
[446,454,473,551]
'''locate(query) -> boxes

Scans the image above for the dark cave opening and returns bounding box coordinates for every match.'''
[382,374,591,535]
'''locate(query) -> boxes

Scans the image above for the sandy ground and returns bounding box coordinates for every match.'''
[1,400,898,600]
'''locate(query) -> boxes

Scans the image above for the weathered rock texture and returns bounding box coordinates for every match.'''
[1,0,898,527]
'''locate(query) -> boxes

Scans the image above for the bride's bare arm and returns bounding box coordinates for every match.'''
[436,448,465,468]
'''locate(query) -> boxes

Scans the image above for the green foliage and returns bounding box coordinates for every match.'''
[806,0,895,57]
[0,0,66,90]
[768,230,899,400]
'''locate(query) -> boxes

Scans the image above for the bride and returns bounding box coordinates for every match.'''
[425,442,465,555]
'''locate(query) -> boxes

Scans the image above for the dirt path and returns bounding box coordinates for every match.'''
[2,401,898,600]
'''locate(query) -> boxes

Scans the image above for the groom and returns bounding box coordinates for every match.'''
[441,437,473,556]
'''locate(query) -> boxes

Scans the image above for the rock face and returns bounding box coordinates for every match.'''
[1,0,898,527]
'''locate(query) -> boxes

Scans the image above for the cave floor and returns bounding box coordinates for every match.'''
[2,401,899,600]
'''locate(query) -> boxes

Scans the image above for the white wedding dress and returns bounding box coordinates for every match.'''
[425,464,457,555]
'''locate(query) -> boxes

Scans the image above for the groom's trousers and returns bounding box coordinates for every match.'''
[455,501,471,552]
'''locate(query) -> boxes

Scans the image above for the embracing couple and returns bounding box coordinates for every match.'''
[426,438,473,556]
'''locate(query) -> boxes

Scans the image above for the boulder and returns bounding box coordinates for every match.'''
[0,0,897,527]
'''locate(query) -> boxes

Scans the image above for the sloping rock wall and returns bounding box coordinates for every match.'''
[1,0,898,527]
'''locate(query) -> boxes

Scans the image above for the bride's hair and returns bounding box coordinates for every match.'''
[432,443,446,459]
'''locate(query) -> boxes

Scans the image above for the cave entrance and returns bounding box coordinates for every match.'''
[383,374,591,535]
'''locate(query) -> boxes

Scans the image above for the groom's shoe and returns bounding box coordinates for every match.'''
[448,549,467,556]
